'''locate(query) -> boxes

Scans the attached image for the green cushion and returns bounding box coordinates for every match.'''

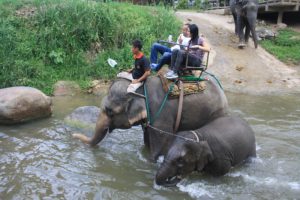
[180,75,206,82]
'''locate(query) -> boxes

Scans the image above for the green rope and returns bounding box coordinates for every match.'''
[144,83,152,125]
[152,83,175,124]
[144,82,175,125]
[203,71,223,90]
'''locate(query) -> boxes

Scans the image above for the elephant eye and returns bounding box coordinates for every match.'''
[105,107,114,117]
[177,158,184,167]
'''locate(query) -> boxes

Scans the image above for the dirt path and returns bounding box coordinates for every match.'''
[175,11,300,95]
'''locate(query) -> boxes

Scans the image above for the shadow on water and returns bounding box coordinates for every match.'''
[0,93,300,199]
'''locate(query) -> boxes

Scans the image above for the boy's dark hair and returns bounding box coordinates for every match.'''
[132,39,143,50]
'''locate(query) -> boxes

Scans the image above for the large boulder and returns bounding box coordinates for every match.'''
[0,87,52,124]
[64,106,101,130]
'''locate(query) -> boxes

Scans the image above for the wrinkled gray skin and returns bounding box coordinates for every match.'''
[156,116,256,186]
[230,0,259,48]
[73,76,228,160]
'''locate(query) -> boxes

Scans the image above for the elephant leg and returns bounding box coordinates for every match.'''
[233,13,238,35]
[245,21,250,44]
[205,159,232,176]
[142,126,150,148]
[248,15,258,49]
[238,17,246,48]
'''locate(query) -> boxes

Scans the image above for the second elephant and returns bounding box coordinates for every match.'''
[156,116,256,186]
[230,0,259,48]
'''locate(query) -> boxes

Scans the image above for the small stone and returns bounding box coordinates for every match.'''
[276,23,287,30]
[53,81,81,96]
[235,65,244,71]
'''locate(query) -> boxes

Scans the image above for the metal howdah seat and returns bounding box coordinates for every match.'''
[180,46,210,82]
[158,40,209,82]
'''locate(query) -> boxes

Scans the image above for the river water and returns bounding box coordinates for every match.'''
[1,93,300,200]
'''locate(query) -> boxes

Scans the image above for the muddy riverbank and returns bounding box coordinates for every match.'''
[175,12,300,95]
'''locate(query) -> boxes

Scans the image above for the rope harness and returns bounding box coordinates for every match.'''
[144,80,199,143]
[142,73,223,144]
[146,124,200,144]
[144,82,175,126]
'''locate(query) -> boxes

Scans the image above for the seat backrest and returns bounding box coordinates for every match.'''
[183,48,210,78]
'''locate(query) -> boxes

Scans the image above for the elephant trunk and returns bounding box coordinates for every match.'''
[155,161,180,186]
[247,3,258,48]
[250,20,258,48]
[73,111,111,146]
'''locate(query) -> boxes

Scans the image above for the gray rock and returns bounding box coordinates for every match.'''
[53,81,81,96]
[88,80,110,96]
[64,106,101,129]
[256,28,276,40]
[0,87,52,124]
[277,23,287,30]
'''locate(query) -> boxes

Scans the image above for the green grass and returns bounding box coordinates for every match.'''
[0,0,181,95]
[260,29,300,65]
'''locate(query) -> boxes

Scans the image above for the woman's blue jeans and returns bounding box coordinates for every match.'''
[150,43,172,64]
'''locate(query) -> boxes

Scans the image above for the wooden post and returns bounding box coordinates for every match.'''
[277,11,283,24]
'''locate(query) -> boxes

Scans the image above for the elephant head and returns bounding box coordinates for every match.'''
[73,78,147,145]
[155,135,213,186]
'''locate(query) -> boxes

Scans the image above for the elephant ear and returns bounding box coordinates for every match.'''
[195,141,214,172]
[126,94,147,125]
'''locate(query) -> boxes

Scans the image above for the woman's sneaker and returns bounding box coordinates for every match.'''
[164,71,178,79]
[150,63,158,70]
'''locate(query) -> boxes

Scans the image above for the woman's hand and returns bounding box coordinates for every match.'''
[132,79,140,84]
[191,45,200,49]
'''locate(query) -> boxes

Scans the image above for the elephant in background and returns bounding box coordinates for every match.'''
[230,0,259,48]
[73,76,228,160]
[155,116,256,186]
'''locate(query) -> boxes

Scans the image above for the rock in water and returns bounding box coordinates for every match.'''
[64,106,101,130]
[0,86,52,124]
[53,81,81,96]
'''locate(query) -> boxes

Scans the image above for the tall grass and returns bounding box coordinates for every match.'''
[260,29,300,65]
[0,0,181,94]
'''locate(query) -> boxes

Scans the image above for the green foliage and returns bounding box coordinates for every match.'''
[0,0,181,95]
[260,29,300,65]
[177,0,188,9]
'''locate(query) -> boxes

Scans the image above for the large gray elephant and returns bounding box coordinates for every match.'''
[155,116,256,186]
[230,0,259,48]
[73,75,228,160]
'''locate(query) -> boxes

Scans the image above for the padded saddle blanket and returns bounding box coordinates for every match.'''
[158,73,206,98]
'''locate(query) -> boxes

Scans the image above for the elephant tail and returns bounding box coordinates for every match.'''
[72,133,92,144]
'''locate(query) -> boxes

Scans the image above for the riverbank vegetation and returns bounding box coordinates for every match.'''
[0,0,181,94]
[260,29,300,65]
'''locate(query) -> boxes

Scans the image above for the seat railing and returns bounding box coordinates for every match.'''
[157,40,209,78]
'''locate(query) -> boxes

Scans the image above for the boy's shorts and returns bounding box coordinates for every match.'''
[117,72,143,93]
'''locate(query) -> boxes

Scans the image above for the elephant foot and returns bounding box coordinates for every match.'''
[238,43,246,49]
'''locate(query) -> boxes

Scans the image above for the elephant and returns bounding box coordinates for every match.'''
[230,0,259,48]
[155,116,256,186]
[73,75,228,160]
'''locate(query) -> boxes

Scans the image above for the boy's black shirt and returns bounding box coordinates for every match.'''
[132,55,150,79]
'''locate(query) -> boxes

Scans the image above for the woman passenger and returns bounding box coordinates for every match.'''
[165,24,210,79]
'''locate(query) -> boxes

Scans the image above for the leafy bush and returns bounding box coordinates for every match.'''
[0,0,181,94]
[177,0,188,9]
